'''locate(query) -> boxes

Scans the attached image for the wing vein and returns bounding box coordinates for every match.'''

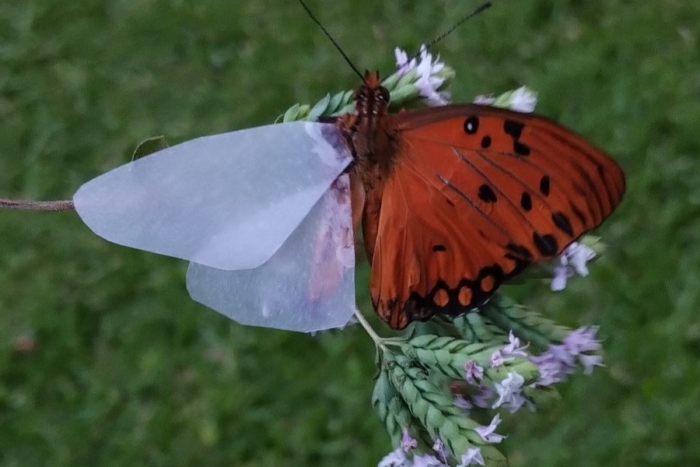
[538,125,622,207]
[407,133,603,228]
[452,148,542,234]
[436,174,511,238]
[527,132,607,224]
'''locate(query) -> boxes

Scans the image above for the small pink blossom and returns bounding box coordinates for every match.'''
[579,353,605,374]
[530,352,566,386]
[551,265,570,292]
[457,448,486,467]
[564,326,601,355]
[551,242,596,291]
[472,386,494,408]
[415,46,450,105]
[509,86,537,112]
[549,343,577,368]
[394,45,450,105]
[378,447,408,467]
[473,94,495,105]
[395,48,417,76]
[502,331,529,357]
[412,454,445,467]
[530,327,604,385]
[454,394,473,411]
[492,372,527,413]
[432,438,449,464]
[401,428,418,452]
[475,414,506,444]
[464,360,485,384]
[490,350,504,368]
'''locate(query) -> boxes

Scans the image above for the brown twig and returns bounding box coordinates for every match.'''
[0,198,75,211]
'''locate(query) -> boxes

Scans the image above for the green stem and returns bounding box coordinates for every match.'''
[354,308,385,348]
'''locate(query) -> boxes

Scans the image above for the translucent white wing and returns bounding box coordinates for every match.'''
[186,174,355,332]
[73,122,351,270]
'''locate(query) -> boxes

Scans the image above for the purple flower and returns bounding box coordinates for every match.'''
[394,48,417,76]
[530,327,604,385]
[509,86,537,112]
[564,326,601,355]
[492,372,527,413]
[393,45,450,105]
[464,360,485,384]
[569,242,596,276]
[415,46,450,106]
[457,448,486,467]
[490,350,505,368]
[378,447,408,467]
[492,332,529,368]
[473,94,495,106]
[378,444,448,467]
[472,87,538,112]
[530,352,566,386]
[432,438,449,464]
[579,353,605,374]
[549,344,577,368]
[454,395,473,411]
[551,265,570,292]
[472,385,494,408]
[475,414,506,444]
[502,331,529,357]
[412,454,446,467]
[401,428,418,452]
[551,241,596,291]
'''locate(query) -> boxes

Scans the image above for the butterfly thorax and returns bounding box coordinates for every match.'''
[337,71,398,189]
[336,71,401,265]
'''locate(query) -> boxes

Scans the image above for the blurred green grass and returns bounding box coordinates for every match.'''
[1,0,699,466]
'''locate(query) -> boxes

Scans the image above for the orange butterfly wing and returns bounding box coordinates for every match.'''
[365,104,625,329]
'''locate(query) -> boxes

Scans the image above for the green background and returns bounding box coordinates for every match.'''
[1,1,698,465]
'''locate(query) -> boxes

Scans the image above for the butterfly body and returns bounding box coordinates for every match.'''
[341,72,625,330]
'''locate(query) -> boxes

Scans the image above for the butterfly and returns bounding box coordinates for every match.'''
[71,68,624,333]
[337,71,625,329]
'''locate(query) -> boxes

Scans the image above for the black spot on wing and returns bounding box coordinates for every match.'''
[404,261,530,323]
[432,244,447,252]
[533,232,558,256]
[540,175,551,196]
[464,116,479,134]
[503,120,524,139]
[520,192,532,211]
[439,175,509,237]
[552,212,574,237]
[478,184,497,203]
[502,119,530,156]
[506,242,533,260]
[513,141,531,156]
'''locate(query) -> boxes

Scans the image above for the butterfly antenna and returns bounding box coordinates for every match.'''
[423,2,492,53]
[298,0,364,81]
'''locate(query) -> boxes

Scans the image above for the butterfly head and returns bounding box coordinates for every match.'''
[353,71,390,117]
